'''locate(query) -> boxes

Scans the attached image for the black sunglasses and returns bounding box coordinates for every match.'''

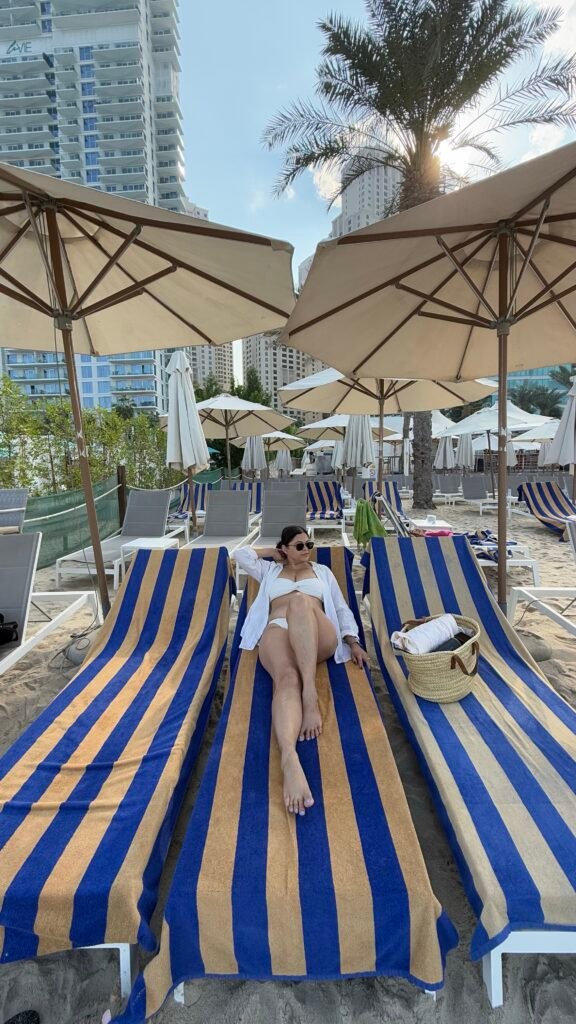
[288,540,314,551]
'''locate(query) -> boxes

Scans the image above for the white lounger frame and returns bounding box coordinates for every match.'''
[508,586,576,637]
[0,590,99,677]
[482,930,576,1007]
[55,525,187,591]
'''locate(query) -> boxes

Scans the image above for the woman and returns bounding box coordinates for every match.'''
[235,526,369,816]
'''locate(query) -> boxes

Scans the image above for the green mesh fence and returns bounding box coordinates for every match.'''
[23,475,120,570]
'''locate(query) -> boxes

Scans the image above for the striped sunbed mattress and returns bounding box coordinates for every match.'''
[307,480,343,520]
[115,546,457,1022]
[367,535,576,961]
[230,480,262,515]
[170,482,212,519]
[0,547,232,961]
[517,481,576,539]
[364,479,404,514]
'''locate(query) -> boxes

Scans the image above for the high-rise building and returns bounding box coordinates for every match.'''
[187,342,234,391]
[0,0,203,413]
[242,333,326,422]
[330,149,402,238]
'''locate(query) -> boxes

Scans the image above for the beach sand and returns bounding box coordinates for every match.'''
[0,499,575,1024]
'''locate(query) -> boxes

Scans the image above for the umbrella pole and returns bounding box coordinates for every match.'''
[487,430,496,498]
[378,380,385,493]
[187,466,197,533]
[46,208,110,618]
[497,232,510,611]
[225,416,232,480]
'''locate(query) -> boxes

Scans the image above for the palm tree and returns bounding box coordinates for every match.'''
[550,364,576,393]
[509,383,564,418]
[264,0,576,507]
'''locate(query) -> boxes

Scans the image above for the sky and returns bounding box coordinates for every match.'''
[179,0,576,279]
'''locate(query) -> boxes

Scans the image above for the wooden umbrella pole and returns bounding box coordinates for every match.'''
[378,379,385,493]
[46,207,110,617]
[497,231,510,611]
[187,466,197,532]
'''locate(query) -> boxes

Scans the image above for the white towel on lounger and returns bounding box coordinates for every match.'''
[391,614,462,655]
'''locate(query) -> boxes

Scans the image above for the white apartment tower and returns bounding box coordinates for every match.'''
[187,343,234,392]
[0,0,203,412]
[242,333,325,422]
[330,149,402,237]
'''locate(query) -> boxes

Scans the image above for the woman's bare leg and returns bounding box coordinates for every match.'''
[285,593,337,740]
[259,627,313,815]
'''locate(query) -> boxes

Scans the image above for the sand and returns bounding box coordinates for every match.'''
[0,499,575,1024]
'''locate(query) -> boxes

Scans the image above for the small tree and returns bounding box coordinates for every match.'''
[509,383,564,418]
[0,375,37,488]
[550,364,576,393]
[113,394,136,420]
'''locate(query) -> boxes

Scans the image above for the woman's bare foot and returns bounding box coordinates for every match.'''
[281,749,314,815]
[300,689,322,741]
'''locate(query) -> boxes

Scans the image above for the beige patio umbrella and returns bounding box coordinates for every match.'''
[196,394,292,478]
[279,367,496,487]
[283,141,576,606]
[0,164,294,614]
[298,413,394,443]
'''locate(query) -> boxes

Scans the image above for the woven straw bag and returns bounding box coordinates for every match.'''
[396,615,480,702]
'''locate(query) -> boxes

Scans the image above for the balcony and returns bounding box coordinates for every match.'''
[96,94,143,116]
[95,78,143,98]
[52,3,139,30]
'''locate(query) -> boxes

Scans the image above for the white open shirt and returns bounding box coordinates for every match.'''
[234,547,359,663]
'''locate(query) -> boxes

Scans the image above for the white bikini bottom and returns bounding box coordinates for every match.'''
[267,617,288,631]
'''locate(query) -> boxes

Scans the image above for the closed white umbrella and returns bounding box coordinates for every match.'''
[506,431,517,469]
[331,440,345,471]
[433,435,456,470]
[241,435,267,474]
[402,438,411,475]
[275,449,293,476]
[455,433,474,470]
[342,415,374,489]
[166,351,210,531]
[544,378,576,499]
[538,441,552,468]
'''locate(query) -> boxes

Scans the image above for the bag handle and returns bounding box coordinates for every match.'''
[450,641,479,677]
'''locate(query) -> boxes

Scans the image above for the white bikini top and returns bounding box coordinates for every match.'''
[268,575,324,603]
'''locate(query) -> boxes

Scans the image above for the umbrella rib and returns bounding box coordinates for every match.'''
[62,210,216,344]
[513,236,576,333]
[74,265,178,319]
[514,277,576,322]
[517,227,576,251]
[0,265,53,314]
[0,279,51,315]
[0,203,26,218]
[290,229,492,339]
[23,196,59,301]
[456,236,499,380]
[69,225,142,314]
[396,282,494,326]
[350,232,492,376]
[514,254,576,318]
[58,232,97,356]
[511,162,576,222]
[57,195,283,247]
[436,237,498,319]
[66,206,293,319]
[506,200,549,316]
[0,217,30,267]
[418,310,493,328]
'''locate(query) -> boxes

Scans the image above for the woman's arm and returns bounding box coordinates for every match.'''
[329,572,370,667]
[234,545,282,582]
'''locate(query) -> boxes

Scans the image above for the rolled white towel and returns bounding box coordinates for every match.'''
[391,614,463,655]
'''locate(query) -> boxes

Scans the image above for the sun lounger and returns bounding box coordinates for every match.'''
[56,488,184,590]
[306,480,346,541]
[515,481,576,539]
[363,479,405,514]
[185,489,258,555]
[226,480,262,518]
[0,532,97,677]
[0,546,233,999]
[508,520,576,638]
[366,535,576,1007]
[116,546,457,1022]
[168,482,213,527]
[0,488,28,535]
[251,488,308,550]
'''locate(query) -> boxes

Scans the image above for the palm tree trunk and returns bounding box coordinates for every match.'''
[412,411,435,509]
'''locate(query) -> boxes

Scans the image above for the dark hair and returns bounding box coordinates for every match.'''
[276,525,309,549]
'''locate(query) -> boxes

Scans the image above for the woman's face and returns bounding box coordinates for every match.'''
[282,531,311,565]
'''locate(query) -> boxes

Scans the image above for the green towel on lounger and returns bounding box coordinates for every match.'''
[353,498,388,547]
